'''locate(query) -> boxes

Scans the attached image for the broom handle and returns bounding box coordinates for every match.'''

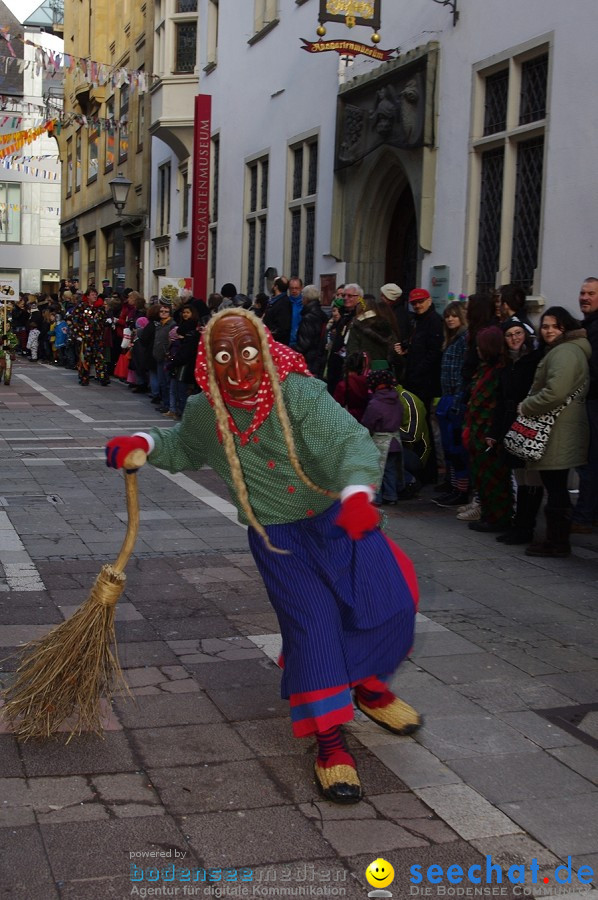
[113,449,147,573]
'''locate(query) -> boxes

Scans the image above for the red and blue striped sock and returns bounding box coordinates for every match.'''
[316,725,355,769]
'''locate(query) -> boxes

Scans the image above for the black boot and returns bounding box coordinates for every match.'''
[525,507,572,558]
[497,486,544,544]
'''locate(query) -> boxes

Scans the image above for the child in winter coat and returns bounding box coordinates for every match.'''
[361,368,404,505]
[54,317,69,366]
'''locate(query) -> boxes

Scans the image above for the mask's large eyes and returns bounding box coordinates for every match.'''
[241,346,259,361]
[214,350,231,364]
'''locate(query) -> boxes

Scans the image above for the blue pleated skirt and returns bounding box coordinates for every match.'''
[248,502,416,707]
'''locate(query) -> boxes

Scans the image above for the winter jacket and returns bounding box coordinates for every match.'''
[170,325,200,384]
[263,293,292,345]
[403,306,444,405]
[582,308,598,400]
[54,321,69,349]
[333,373,369,422]
[10,306,30,330]
[346,311,399,365]
[490,347,542,443]
[138,321,157,371]
[153,317,174,363]
[520,330,591,470]
[295,301,328,377]
[361,387,404,452]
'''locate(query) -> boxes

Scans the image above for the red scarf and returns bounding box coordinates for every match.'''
[194,326,312,445]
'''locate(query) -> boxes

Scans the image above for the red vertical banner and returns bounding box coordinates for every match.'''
[191,94,212,300]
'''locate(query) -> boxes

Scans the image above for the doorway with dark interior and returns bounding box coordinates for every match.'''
[385,184,418,296]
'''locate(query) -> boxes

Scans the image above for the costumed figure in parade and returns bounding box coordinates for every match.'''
[70,291,109,386]
[0,327,18,385]
[106,308,420,803]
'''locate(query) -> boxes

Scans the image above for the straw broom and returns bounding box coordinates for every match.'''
[1,449,146,741]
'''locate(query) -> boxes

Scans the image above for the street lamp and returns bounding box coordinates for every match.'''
[109,172,133,216]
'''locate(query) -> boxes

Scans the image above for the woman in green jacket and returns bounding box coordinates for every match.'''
[522,307,591,558]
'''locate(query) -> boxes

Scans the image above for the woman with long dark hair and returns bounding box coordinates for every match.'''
[463,326,513,532]
[434,301,469,506]
[521,307,590,557]
[487,317,543,544]
[461,292,496,394]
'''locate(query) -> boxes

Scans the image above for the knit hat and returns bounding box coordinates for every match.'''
[220,283,237,299]
[136,316,149,329]
[367,369,397,390]
[380,283,403,303]
[159,299,172,309]
[501,315,534,336]
[409,288,431,303]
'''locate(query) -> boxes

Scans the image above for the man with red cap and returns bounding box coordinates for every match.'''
[398,288,444,411]
[106,308,420,804]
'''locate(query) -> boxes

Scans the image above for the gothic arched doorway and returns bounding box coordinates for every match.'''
[385,185,418,297]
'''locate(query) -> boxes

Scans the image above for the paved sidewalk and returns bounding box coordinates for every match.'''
[0,360,597,900]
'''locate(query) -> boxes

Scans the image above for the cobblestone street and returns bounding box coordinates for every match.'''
[0,360,597,900]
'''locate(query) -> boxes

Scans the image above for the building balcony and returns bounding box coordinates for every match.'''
[150,74,198,160]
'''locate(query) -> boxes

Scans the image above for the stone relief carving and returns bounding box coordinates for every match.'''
[336,65,426,168]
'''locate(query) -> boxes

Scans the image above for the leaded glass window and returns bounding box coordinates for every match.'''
[247,219,257,296]
[305,206,315,285]
[175,21,197,72]
[483,70,508,136]
[476,148,504,292]
[511,137,544,291]
[290,209,301,278]
[469,45,549,296]
[287,136,318,284]
[292,147,303,200]
[308,143,318,195]
[261,159,268,210]
[519,54,548,125]
[250,164,258,213]
[244,155,268,296]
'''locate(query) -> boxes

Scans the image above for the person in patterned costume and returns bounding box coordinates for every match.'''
[69,288,109,386]
[106,308,420,803]
[0,326,18,385]
[464,326,514,532]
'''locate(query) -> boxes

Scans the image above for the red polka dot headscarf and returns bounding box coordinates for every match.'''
[195,309,312,445]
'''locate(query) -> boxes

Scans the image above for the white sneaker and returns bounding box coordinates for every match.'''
[457,503,481,521]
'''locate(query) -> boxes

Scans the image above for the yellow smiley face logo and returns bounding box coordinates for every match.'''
[365,859,395,889]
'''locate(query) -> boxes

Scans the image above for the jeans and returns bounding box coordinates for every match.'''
[156,362,171,406]
[573,397,598,524]
[169,379,189,415]
[379,451,401,502]
[149,370,159,398]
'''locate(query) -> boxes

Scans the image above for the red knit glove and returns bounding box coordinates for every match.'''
[105,435,150,470]
[335,491,379,540]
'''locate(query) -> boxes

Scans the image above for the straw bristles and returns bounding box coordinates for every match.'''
[1,564,130,741]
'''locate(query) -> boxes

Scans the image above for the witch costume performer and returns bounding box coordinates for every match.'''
[106,308,420,803]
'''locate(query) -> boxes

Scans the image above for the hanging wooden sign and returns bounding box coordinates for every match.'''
[301,38,395,61]
[319,0,381,30]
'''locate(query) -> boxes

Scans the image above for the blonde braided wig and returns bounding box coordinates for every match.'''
[201,308,338,552]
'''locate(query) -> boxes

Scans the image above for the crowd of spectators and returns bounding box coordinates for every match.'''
[4,273,596,557]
